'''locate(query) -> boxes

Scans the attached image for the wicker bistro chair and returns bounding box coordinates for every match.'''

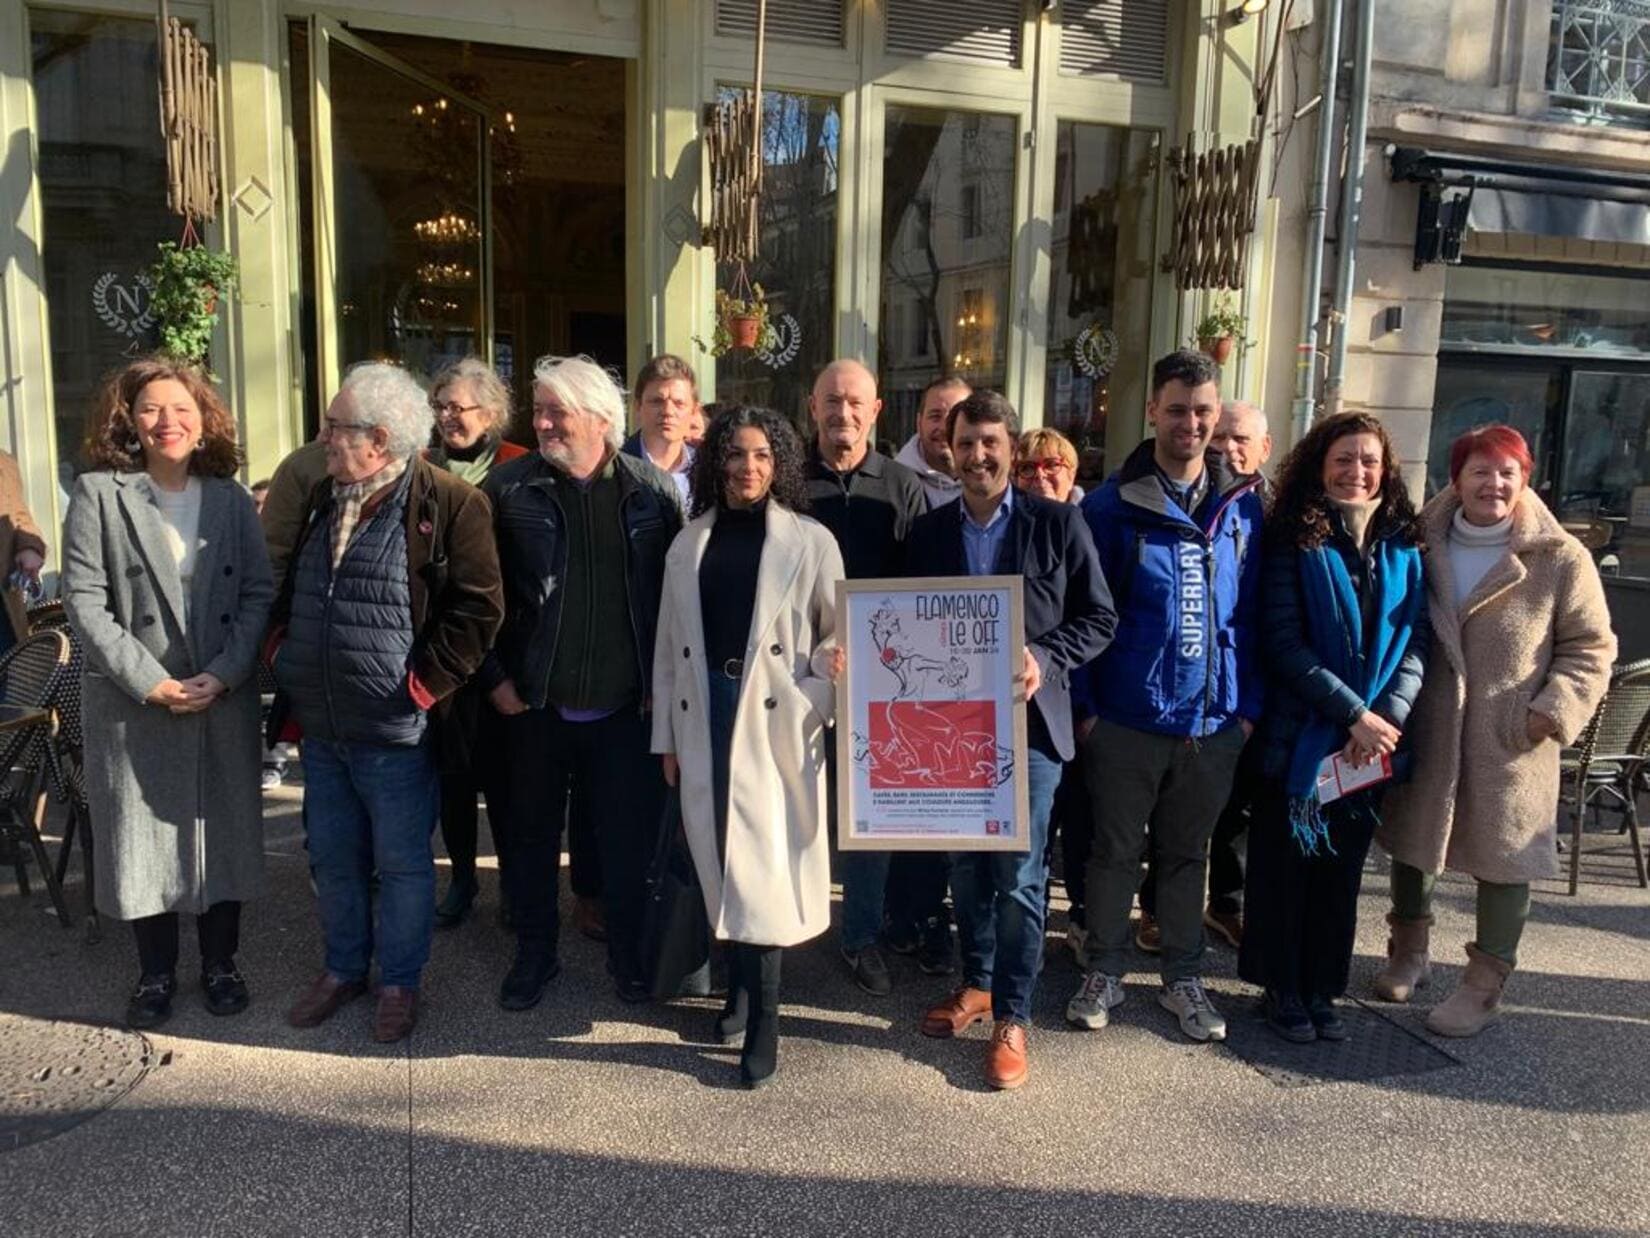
[0,628,75,925]
[1559,658,1650,896]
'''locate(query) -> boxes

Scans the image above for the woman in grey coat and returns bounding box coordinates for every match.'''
[62,358,274,1029]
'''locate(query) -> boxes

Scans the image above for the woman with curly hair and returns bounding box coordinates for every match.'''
[651,406,844,1088]
[1239,412,1429,1043]
[62,357,274,1028]
[1373,426,1613,1036]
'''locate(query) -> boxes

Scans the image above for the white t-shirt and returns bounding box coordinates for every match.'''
[152,477,203,625]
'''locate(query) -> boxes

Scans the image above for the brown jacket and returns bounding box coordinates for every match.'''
[260,439,329,595]
[1377,490,1615,883]
[0,450,46,638]
[269,454,503,708]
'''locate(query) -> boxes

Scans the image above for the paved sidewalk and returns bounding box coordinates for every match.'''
[1,790,1647,1237]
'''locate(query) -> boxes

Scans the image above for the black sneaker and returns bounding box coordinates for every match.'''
[1263,989,1316,1044]
[917,919,957,976]
[1307,993,1348,1041]
[201,961,250,1017]
[841,944,892,996]
[126,973,176,1029]
[498,948,560,1011]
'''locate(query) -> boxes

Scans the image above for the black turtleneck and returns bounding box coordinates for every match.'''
[699,501,768,671]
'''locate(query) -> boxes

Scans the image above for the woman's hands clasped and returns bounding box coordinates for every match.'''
[146,672,228,715]
[1342,709,1401,768]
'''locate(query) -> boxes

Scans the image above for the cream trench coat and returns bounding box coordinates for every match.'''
[1378,490,1615,883]
[652,503,843,947]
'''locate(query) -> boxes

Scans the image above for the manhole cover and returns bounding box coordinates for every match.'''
[1,1013,152,1153]
[1219,996,1460,1088]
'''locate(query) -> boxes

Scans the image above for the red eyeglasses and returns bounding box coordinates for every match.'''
[1014,458,1070,479]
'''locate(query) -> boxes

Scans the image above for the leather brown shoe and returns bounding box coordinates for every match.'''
[985,1020,1029,1090]
[919,985,992,1038]
[372,986,418,1043]
[287,972,368,1028]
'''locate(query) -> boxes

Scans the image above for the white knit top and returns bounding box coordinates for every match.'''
[1447,506,1513,609]
[152,477,203,626]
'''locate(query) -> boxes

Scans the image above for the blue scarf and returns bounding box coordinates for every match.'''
[1285,530,1423,855]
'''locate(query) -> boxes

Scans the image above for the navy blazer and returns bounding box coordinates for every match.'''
[905,492,1117,761]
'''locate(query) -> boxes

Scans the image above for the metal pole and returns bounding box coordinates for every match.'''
[1290,0,1344,443]
[1323,0,1375,418]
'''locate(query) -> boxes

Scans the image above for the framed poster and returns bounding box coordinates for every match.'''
[835,576,1029,852]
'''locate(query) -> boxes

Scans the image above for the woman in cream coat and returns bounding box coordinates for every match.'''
[1375,424,1614,1036]
[652,405,842,1089]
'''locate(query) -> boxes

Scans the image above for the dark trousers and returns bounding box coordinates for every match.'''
[1238,786,1379,998]
[1084,719,1247,982]
[439,705,510,886]
[131,901,241,976]
[885,852,951,932]
[1048,757,1091,924]
[502,705,664,983]
[1139,740,1256,917]
[567,779,604,899]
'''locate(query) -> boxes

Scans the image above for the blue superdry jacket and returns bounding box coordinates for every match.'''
[1073,439,1264,738]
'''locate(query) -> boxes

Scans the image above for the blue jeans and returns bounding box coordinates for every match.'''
[302,738,440,989]
[950,749,1061,1024]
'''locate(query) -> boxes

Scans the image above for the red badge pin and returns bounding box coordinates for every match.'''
[418,519,434,535]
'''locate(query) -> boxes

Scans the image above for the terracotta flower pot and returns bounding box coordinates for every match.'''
[727,314,762,350]
[1201,335,1235,365]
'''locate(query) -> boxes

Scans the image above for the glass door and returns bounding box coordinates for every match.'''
[305,19,490,402]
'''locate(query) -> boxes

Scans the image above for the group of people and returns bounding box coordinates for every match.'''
[55,342,1615,1091]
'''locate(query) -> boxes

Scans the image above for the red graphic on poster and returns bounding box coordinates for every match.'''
[866,700,999,788]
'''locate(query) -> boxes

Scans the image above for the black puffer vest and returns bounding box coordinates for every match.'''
[274,467,423,746]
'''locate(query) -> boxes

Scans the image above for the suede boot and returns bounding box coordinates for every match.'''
[1425,943,1511,1038]
[1371,913,1432,1003]
[738,945,782,1089]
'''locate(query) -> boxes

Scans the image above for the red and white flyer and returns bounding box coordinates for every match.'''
[1314,750,1393,804]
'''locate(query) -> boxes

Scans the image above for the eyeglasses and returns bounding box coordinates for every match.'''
[432,401,483,417]
[1014,458,1071,479]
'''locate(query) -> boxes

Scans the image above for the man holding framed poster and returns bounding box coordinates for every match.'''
[837,390,1115,1090]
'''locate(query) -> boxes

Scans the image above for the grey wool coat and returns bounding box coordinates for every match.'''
[62,471,275,920]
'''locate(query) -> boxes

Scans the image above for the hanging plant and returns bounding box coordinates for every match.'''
[146,242,238,364]
[1191,293,1251,365]
[694,267,778,358]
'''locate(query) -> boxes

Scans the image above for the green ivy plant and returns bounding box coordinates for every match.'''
[1191,293,1252,356]
[693,284,778,358]
[147,242,238,364]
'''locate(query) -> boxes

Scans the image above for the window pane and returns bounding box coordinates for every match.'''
[1044,122,1159,484]
[327,41,485,381]
[1559,370,1650,580]
[31,10,188,488]
[1442,266,1650,358]
[714,89,840,426]
[878,106,1016,450]
[1427,360,1557,498]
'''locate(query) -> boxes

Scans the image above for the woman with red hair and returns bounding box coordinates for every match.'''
[1374,424,1614,1036]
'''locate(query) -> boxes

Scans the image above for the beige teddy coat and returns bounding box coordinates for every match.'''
[1377,490,1615,883]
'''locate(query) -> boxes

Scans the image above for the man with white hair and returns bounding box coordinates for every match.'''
[275,362,503,1044]
[481,354,683,1008]
[1210,401,1273,494]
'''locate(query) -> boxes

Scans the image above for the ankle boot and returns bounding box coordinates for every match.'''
[739,946,782,1089]
[713,985,749,1046]
[1425,943,1511,1038]
[1371,913,1432,1002]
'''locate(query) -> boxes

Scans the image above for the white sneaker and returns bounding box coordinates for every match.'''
[1066,921,1091,970]
[1066,970,1125,1030]
[1159,977,1227,1042]
[261,765,286,790]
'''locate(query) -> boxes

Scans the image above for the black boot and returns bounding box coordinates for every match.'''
[714,985,749,1045]
[434,872,478,929]
[738,945,782,1089]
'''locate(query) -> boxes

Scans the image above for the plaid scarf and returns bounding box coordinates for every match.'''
[330,456,408,570]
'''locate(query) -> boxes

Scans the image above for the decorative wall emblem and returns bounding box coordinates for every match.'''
[1071,324,1119,379]
[92,272,157,339]
[756,313,801,369]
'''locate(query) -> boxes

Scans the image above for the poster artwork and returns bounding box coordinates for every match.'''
[838,577,1028,852]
